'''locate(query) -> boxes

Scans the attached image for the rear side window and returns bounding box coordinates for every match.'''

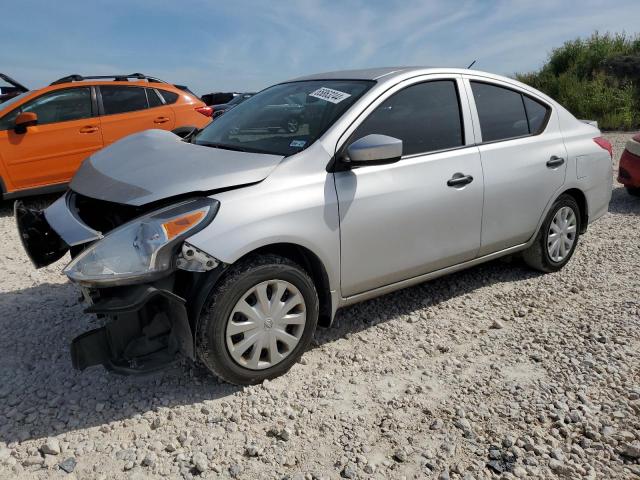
[157,89,179,104]
[101,86,148,115]
[0,87,92,130]
[350,80,464,156]
[471,82,529,142]
[523,96,550,134]
[146,88,164,108]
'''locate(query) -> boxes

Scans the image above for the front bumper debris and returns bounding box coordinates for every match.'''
[15,201,69,268]
[71,285,194,374]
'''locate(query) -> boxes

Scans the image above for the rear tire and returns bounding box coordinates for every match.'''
[626,186,640,197]
[197,255,318,385]
[522,194,581,273]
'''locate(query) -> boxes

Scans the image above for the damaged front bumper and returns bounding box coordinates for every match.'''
[15,192,222,375]
[72,284,194,374]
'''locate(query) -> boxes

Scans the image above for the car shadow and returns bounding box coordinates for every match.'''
[0,280,241,445]
[608,186,640,215]
[0,255,539,445]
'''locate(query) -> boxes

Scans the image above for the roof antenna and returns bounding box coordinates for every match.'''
[467,60,476,69]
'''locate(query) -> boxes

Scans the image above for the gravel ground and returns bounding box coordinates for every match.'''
[0,132,638,480]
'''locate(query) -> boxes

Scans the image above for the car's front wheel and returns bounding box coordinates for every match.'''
[522,194,581,272]
[197,255,318,385]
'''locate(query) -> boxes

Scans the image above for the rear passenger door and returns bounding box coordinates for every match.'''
[97,86,176,146]
[464,78,568,256]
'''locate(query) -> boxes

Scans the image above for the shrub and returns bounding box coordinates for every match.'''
[516,32,640,130]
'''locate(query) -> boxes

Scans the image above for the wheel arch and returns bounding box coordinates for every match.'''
[239,242,333,327]
[560,187,588,233]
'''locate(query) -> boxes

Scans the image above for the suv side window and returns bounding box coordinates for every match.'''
[146,88,164,108]
[157,89,179,105]
[471,82,530,142]
[101,86,148,115]
[0,88,92,130]
[350,80,464,156]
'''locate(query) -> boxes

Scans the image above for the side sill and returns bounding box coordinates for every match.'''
[2,182,68,200]
[339,242,529,307]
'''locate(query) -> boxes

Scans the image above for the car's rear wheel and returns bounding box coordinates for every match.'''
[522,194,581,272]
[626,186,640,197]
[197,255,318,385]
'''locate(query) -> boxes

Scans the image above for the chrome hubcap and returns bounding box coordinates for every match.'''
[547,206,577,263]
[226,280,306,370]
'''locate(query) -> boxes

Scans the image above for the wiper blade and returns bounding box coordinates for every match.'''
[196,141,249,152]
[196,141,279,156]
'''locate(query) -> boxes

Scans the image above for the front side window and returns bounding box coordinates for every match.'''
[0,88,92,131]
[101,86,148,115]
[194,80,374,156]
[349,80,464,156]
[471,82,530,142]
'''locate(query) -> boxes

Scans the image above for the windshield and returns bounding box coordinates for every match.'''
[227,95,249,106]
[194,80,374,156]
[0,91,30,109]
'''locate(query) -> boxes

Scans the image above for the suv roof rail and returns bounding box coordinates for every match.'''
[50,73,169,85]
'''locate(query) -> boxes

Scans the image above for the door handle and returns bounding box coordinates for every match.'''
[79,126,99,133]
[154,117,170,124]
[546,156,565,168]
[447,173,474,187]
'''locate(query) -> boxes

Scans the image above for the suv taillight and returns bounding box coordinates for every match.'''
[593,137,613,159]
[195,106,213,117]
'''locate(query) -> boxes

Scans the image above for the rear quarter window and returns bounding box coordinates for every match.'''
[157,90,179,104]
[523,96,550,134]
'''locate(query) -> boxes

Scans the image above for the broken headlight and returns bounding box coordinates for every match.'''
[64,198,219,286]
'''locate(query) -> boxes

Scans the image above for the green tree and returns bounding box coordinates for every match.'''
[516,32,640,130]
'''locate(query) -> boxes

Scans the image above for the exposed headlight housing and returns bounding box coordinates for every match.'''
[64,198,219,286]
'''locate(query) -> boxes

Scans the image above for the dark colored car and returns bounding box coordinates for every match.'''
[212,93,255,118]
[201,92,236,106]
[0,74,28,104]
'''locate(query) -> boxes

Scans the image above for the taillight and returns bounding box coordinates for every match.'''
[593,136,612,159]
[195,106,213,117]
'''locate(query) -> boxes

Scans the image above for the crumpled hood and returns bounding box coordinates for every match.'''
[70,129,284,206]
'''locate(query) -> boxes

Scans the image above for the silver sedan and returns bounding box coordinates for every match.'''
[16,67,613,384]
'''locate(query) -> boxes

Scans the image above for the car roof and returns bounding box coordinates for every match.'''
[287,67,421,82]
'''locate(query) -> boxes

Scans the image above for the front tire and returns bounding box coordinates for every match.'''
[522,194,581,273]
[197,255,318,385]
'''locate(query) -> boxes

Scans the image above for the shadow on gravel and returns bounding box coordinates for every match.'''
[0,281,241,445]
[608,186,640,215]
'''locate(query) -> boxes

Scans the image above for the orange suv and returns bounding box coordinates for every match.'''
[0,73,212,199]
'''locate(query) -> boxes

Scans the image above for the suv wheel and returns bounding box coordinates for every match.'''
[197,255,318,385]
[522,194,581,272]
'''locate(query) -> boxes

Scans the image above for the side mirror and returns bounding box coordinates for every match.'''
[345,134,402,167]
[14,112,38,134]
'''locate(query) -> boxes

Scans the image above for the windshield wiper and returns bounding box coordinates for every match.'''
[196,141,250,152]
[196,141,280,156]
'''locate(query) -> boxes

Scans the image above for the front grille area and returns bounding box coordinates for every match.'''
[71,192,148,234]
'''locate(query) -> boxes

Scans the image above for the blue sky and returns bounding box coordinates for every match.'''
[2,0,640,96]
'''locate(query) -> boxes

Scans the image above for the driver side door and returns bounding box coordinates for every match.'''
[0,87,103,191]
[334,77,484,297]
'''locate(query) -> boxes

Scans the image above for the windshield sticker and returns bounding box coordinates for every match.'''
[309,87,351,104]
[290,140,306,148]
